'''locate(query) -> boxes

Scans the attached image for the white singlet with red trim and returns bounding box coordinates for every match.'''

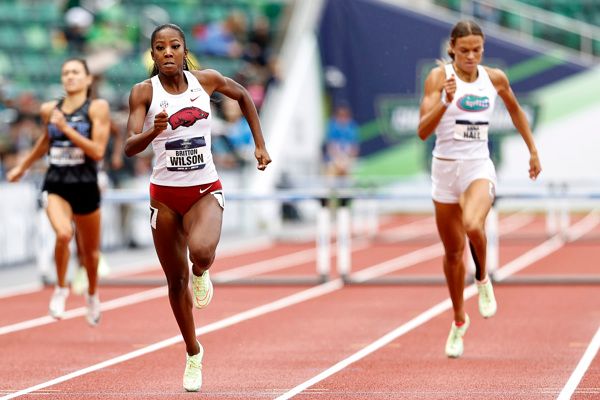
[433,64,497,160]
[144,70,218,186]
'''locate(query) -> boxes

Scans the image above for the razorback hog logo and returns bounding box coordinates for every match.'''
[168,107,209,130]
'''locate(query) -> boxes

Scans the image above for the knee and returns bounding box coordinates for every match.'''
[188,244,216,269]
[167,274,189,295]
[55,228,73,247]
[445,248,464,265]
[463,216,485,237]
[85,250,100,269]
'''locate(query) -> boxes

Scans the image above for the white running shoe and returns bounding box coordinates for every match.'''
[476,277,497,318]
[71,267,88,295]
[445,314,470,358]
[85,292,101,326]
[49,286,69,319]
[72,255,111,296]
[98,254,111,277]
[183,342,204,392]
[191,270,213,309]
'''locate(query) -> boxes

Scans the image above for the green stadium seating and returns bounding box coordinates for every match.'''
[0,0,285,102]
[435,0,600,58]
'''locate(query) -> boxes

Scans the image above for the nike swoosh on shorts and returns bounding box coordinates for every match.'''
[199,184,213,194]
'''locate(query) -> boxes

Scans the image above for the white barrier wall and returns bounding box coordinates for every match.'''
[0,183,38,265]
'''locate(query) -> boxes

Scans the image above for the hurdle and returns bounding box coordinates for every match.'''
[333,187,600,286]
[37,189,350,287]
[35,184,600,287]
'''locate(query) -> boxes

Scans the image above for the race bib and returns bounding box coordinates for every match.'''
[453,120,489,141]
[49,146,85,166]
[165,137,207,171]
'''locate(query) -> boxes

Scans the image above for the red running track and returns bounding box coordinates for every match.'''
[0,214,599,399]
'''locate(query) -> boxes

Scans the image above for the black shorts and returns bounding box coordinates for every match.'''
[42,181,101,215]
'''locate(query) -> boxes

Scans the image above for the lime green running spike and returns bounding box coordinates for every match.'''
[476,278,497,318]
[192,270,214,309]
[183,342,204,392]
[445,314,470,358]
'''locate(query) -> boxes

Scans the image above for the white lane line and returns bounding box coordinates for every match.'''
[0,279,343,400]
[557,326,600,400]
[0,242,372,336]
[498,213,534,232]
[273,285,477,400]
[0,217,465,397]
[0,239,274,298]
[564,210,600,241]
[351,243,442,283]
[351,211,534,283]
[273,213,600,400]
[0,287,166,336]
[494,211,600,281]
[376,216,435,238]
[493,236,564,281]
[215,248,321,281]
[0,213,436,333]
[0,210,581,398]
[216,241,372,281]
[220,211,532,285]
[106,237,275,278]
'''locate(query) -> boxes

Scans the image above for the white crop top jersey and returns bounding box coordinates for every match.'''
[144,70,218,187]
[432,64,498,160]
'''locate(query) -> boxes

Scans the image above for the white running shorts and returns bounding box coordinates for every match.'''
[431,157,497,203]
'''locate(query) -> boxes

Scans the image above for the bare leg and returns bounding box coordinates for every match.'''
[150,199,200,356]
[434,200,467,324]
[45,195,74,287]
[460,179,494,281]
[184,193,223,277]
[73,209,102,295]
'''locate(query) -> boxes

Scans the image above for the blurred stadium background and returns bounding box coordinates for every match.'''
[1,0,599,278]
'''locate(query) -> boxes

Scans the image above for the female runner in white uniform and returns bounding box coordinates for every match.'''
[418,20,541,358]
[125,23,271,392]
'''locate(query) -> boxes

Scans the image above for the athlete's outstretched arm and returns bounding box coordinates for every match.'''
[196,69,271,170]
[124,82,168,157]
[488,67,541,180]
[6,102,55,182]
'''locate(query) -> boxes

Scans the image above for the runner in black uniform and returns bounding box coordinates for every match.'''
[7,58,111,326]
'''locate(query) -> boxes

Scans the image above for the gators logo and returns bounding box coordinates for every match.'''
[457,95,490,112]
[168,107,209,130]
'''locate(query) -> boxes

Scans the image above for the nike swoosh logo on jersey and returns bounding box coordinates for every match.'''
[199,184,213,194]
[191,96,200,102]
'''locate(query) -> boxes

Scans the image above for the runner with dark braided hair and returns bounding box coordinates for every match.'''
[124,23,271,392]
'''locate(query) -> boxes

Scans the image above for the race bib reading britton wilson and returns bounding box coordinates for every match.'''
[165,137,207,171]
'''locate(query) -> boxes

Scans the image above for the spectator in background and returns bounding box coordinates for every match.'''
[103,105,127,187]
[63,6,94,54]
[3,92,44,182]
[221,96,253,160]
[192,10,246,58]
[85,4,137,55]
[324,102,359,179]
[244,15,272,68]
[238,14,278,110]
